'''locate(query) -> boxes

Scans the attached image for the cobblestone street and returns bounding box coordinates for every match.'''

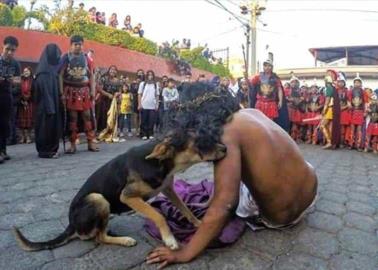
[0,140,377,270]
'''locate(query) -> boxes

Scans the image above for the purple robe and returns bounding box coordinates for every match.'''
[144,179,246,248]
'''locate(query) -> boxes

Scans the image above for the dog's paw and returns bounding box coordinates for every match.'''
[163,235,179,250]
[122,237,137,247]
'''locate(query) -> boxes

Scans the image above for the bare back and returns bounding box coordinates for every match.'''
[219,109,317,225]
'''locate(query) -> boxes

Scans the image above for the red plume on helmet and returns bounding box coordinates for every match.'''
[326,69,338,82]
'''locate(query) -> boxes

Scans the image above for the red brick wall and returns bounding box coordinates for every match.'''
[0,27,214,80]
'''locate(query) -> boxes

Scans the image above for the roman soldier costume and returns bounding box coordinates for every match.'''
[60,50,98,152]
[365,93,378,153]
[336,72,351,146]
[348,74,365,150]
[250,60,281,119]
[287,76,303,141]
[305,85,324,144]
[320,69,341,149]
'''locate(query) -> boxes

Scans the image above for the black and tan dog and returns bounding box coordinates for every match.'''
[14,132,226,251]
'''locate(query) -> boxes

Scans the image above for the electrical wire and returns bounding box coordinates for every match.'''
[225,0,241,8]
[204,0,248,26]
[266,8,378,14]
[198,25,244,43]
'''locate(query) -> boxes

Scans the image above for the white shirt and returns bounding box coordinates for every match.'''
[138,81,159,110]
[162,87,179,110]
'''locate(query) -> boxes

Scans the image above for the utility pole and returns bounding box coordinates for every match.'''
[27,0,37,30]
[241,1,266,76]
[249,0,266,76]
[244,24,250,78]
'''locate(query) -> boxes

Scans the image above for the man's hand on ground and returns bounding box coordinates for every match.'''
[146,246,190,269]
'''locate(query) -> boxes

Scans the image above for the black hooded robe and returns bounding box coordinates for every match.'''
[33,44,62,158]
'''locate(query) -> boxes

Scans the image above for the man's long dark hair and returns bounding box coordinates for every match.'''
[164,82,240,153]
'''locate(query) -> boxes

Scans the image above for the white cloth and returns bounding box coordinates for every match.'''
[236,182,317,230]
[138,82,159,110]
[236,183,259,218]
[229,82,239,95]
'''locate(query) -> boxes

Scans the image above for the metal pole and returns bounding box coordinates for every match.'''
[27,1,36,30]
[250,0,258,75]
[245,25,250,78]
[226,47,230,70]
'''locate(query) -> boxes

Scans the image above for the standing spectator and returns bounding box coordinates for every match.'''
[123,15,132,31]
[96,65,122,132]
[109,13,118,28]
[156,75,168,133]
[130,69,144,135]
[17,67,33,144]
[237,79,250,108]
[34,43,62,159]
[162,78,179,129]
[9,67,20,146]
[219,77,231,93]
[138,70,159,140]
[78,2,84,10]
[88,7,97,22]
[229,77,239,95]
[118,83,133,138]
[0,36,21,163]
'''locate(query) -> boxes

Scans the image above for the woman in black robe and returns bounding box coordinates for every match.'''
[33,44,62,158]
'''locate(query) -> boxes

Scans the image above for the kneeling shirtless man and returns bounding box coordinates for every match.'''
[147,83,318,269]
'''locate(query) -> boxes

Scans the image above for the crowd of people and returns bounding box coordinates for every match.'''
[248,60,378,154]
[1,34,377,164]
[0,35,212,163]
[85,4,145,38]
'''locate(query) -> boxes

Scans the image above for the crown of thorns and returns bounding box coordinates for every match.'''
[177,91,223,111]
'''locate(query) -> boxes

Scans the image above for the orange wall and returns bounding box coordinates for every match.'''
[0,27,214,80]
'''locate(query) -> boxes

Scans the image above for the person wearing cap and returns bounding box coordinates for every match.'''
[364,92,378,153]
[287,75,303,142]
[249,59,284,122]
[320,70,341,149]
[348,74,365,151]
[336,72,351,147]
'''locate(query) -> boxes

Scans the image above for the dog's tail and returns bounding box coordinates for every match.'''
[13,225,76,251]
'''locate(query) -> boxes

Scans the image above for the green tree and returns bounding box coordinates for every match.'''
[0,3,13,26]
[10,5,27,27]
[181,47,230,77]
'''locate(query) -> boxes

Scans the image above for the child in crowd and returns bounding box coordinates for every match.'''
[162,78,179,129]
[118,83,133,137]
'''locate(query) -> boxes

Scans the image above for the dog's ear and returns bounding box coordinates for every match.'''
[146,143,174,160]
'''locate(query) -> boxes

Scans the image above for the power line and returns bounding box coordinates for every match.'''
[266,8,378,14]
[198,25,243,43]
[213,0,249,24]
[225,0,240,8]
[204,0,248,26]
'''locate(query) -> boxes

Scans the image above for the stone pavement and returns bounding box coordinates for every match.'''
[0,140,377,270]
